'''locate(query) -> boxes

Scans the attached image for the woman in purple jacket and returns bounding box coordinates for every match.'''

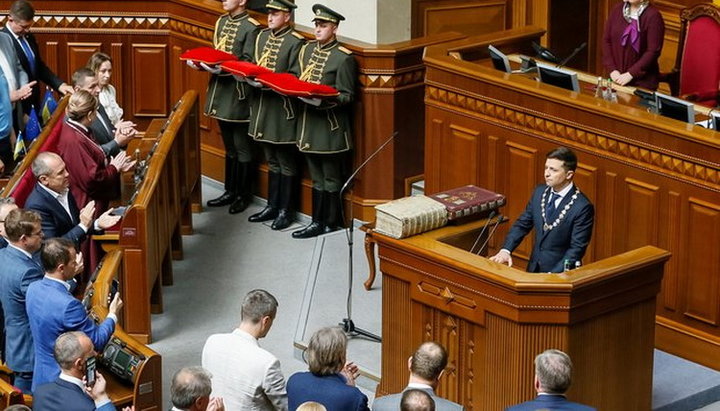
[602,0,665,90]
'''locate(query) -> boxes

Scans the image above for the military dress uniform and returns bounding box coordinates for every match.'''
[247,0,305,230]
[292,5,358,239]
[205,9,261,214]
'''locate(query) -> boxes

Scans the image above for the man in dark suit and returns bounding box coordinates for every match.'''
[32,331,116,411]
[505,349,595,411]
[71,68,136,157]
[372,342,464,411]
[3,0,73,115]
[26,238,120,391]
[25,152,120,247]
[490,147,594,273]
[0,208,44,393]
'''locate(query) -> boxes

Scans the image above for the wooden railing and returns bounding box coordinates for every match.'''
[95,90,201,343]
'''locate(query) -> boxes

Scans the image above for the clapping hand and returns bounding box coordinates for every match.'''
[341,361,360,387]
[96,209,122,230]
[110,151,137,173]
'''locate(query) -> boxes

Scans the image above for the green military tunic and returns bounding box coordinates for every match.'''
[204,11,261,122]
[249,25,305,144]
[296,39,357,154]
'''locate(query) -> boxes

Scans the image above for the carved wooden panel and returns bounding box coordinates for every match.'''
[412,0,510,38]
[661,191,682,312]
[683,197,720,326]
[378,274,412,397]
[440,124,480,190]
[43,41,60,82]
[131,44,168,117]
[573,163,598,262]
[66,42,100,79]
[619,178,660,255]
[110,43,124,108]
[502,142,538,262]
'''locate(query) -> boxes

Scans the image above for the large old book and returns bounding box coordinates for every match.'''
[429,185,506,222]
[374,195,448,239]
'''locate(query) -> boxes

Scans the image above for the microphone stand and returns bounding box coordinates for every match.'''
[477,214,503,256]
[556,42,587,68]
[337,131,397,343]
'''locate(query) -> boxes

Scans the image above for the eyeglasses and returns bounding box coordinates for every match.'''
[29,230,44,237]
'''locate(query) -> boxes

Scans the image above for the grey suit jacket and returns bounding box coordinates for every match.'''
[89,104,120,156]
[0,31,29,125]
[372,387,464,411]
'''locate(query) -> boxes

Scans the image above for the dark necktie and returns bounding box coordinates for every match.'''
[546,192,560,219]
[19,36,35,75]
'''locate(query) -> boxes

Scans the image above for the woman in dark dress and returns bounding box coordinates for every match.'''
[602,0,665,90]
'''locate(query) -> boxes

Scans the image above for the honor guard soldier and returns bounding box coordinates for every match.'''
[247,0,305,230]
[292,4,357,239]
[205,0,262,214]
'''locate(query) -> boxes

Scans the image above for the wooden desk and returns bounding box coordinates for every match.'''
[423,26,720,370]
[89,250,163,411]
[369,220,670,410]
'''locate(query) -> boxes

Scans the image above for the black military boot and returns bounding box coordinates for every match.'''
[207,156,237,207]
[324,191,343,233]
[271,174,295,230]
[292,188,325,238]
[249,171,280,222]
[229,162,253,214]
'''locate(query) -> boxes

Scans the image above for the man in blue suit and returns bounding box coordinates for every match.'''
[25,152,120,247]
[26,237,121,391]
[32,331,116,411]
[505,349,595,411]
[0,208,43,393]
[490,147,594,273]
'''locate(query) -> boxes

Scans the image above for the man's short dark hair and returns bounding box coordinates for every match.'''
[535,349,573,394]
[171,367,212,409]
[410,342,448,381]
[4,208,40,241]
[9,0,35,21]
[241,289,278,324]
[546,147,578,172]
[72,67,95,88]
[401,389,435,411]
[41,238,74,272]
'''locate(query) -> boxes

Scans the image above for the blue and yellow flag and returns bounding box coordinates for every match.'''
[25,106,41,143]
[13,131,26,161]
[40,88,57,124]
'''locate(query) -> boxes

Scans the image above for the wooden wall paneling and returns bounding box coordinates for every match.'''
[131,44,168,117]
[620,178,660,254]
[572,163,598,263]
[66,42,101,79]
[377,272,412,397]
[412,0,510,38]
[110,43,124,108]
[426,118,445,193]
[502,142,538,264]
[683,197,720,326]
[601,172,617,260]
[661,191,682,312]
[43,41,60,86]
[441,124,480,189]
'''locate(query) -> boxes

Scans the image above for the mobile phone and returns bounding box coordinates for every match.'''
[110,206,127,216]
[85,356,97,387]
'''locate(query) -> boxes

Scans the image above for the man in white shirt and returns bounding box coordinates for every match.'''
[373,342,464,411]
[202,289,287,411]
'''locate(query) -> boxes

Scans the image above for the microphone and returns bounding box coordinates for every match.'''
[532,42,560,64]
[477,214,503,256]
[557,42,587,68]
[468,210,497,254]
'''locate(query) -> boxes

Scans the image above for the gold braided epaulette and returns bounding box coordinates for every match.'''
[338,46,352,55]
[248,17,261,26]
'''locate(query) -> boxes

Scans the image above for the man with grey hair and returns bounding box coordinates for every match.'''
[401,389,435,411]
[505,349,595,411]
[25,151,120,247]
[202,289,287,410]
[373,342,463,411]
[32,331,115,410]
[170,366,224,411]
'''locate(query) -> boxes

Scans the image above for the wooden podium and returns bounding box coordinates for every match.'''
[368,219,670,411]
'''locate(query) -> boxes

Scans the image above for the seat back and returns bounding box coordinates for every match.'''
[9,118,65,207]
[677,4,720,107]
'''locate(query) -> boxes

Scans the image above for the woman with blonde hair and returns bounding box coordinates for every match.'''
[287,327,369,411]
[55,89,134,215]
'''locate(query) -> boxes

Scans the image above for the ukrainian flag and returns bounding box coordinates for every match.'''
[13,131,26,161]
[40,88,58,124]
